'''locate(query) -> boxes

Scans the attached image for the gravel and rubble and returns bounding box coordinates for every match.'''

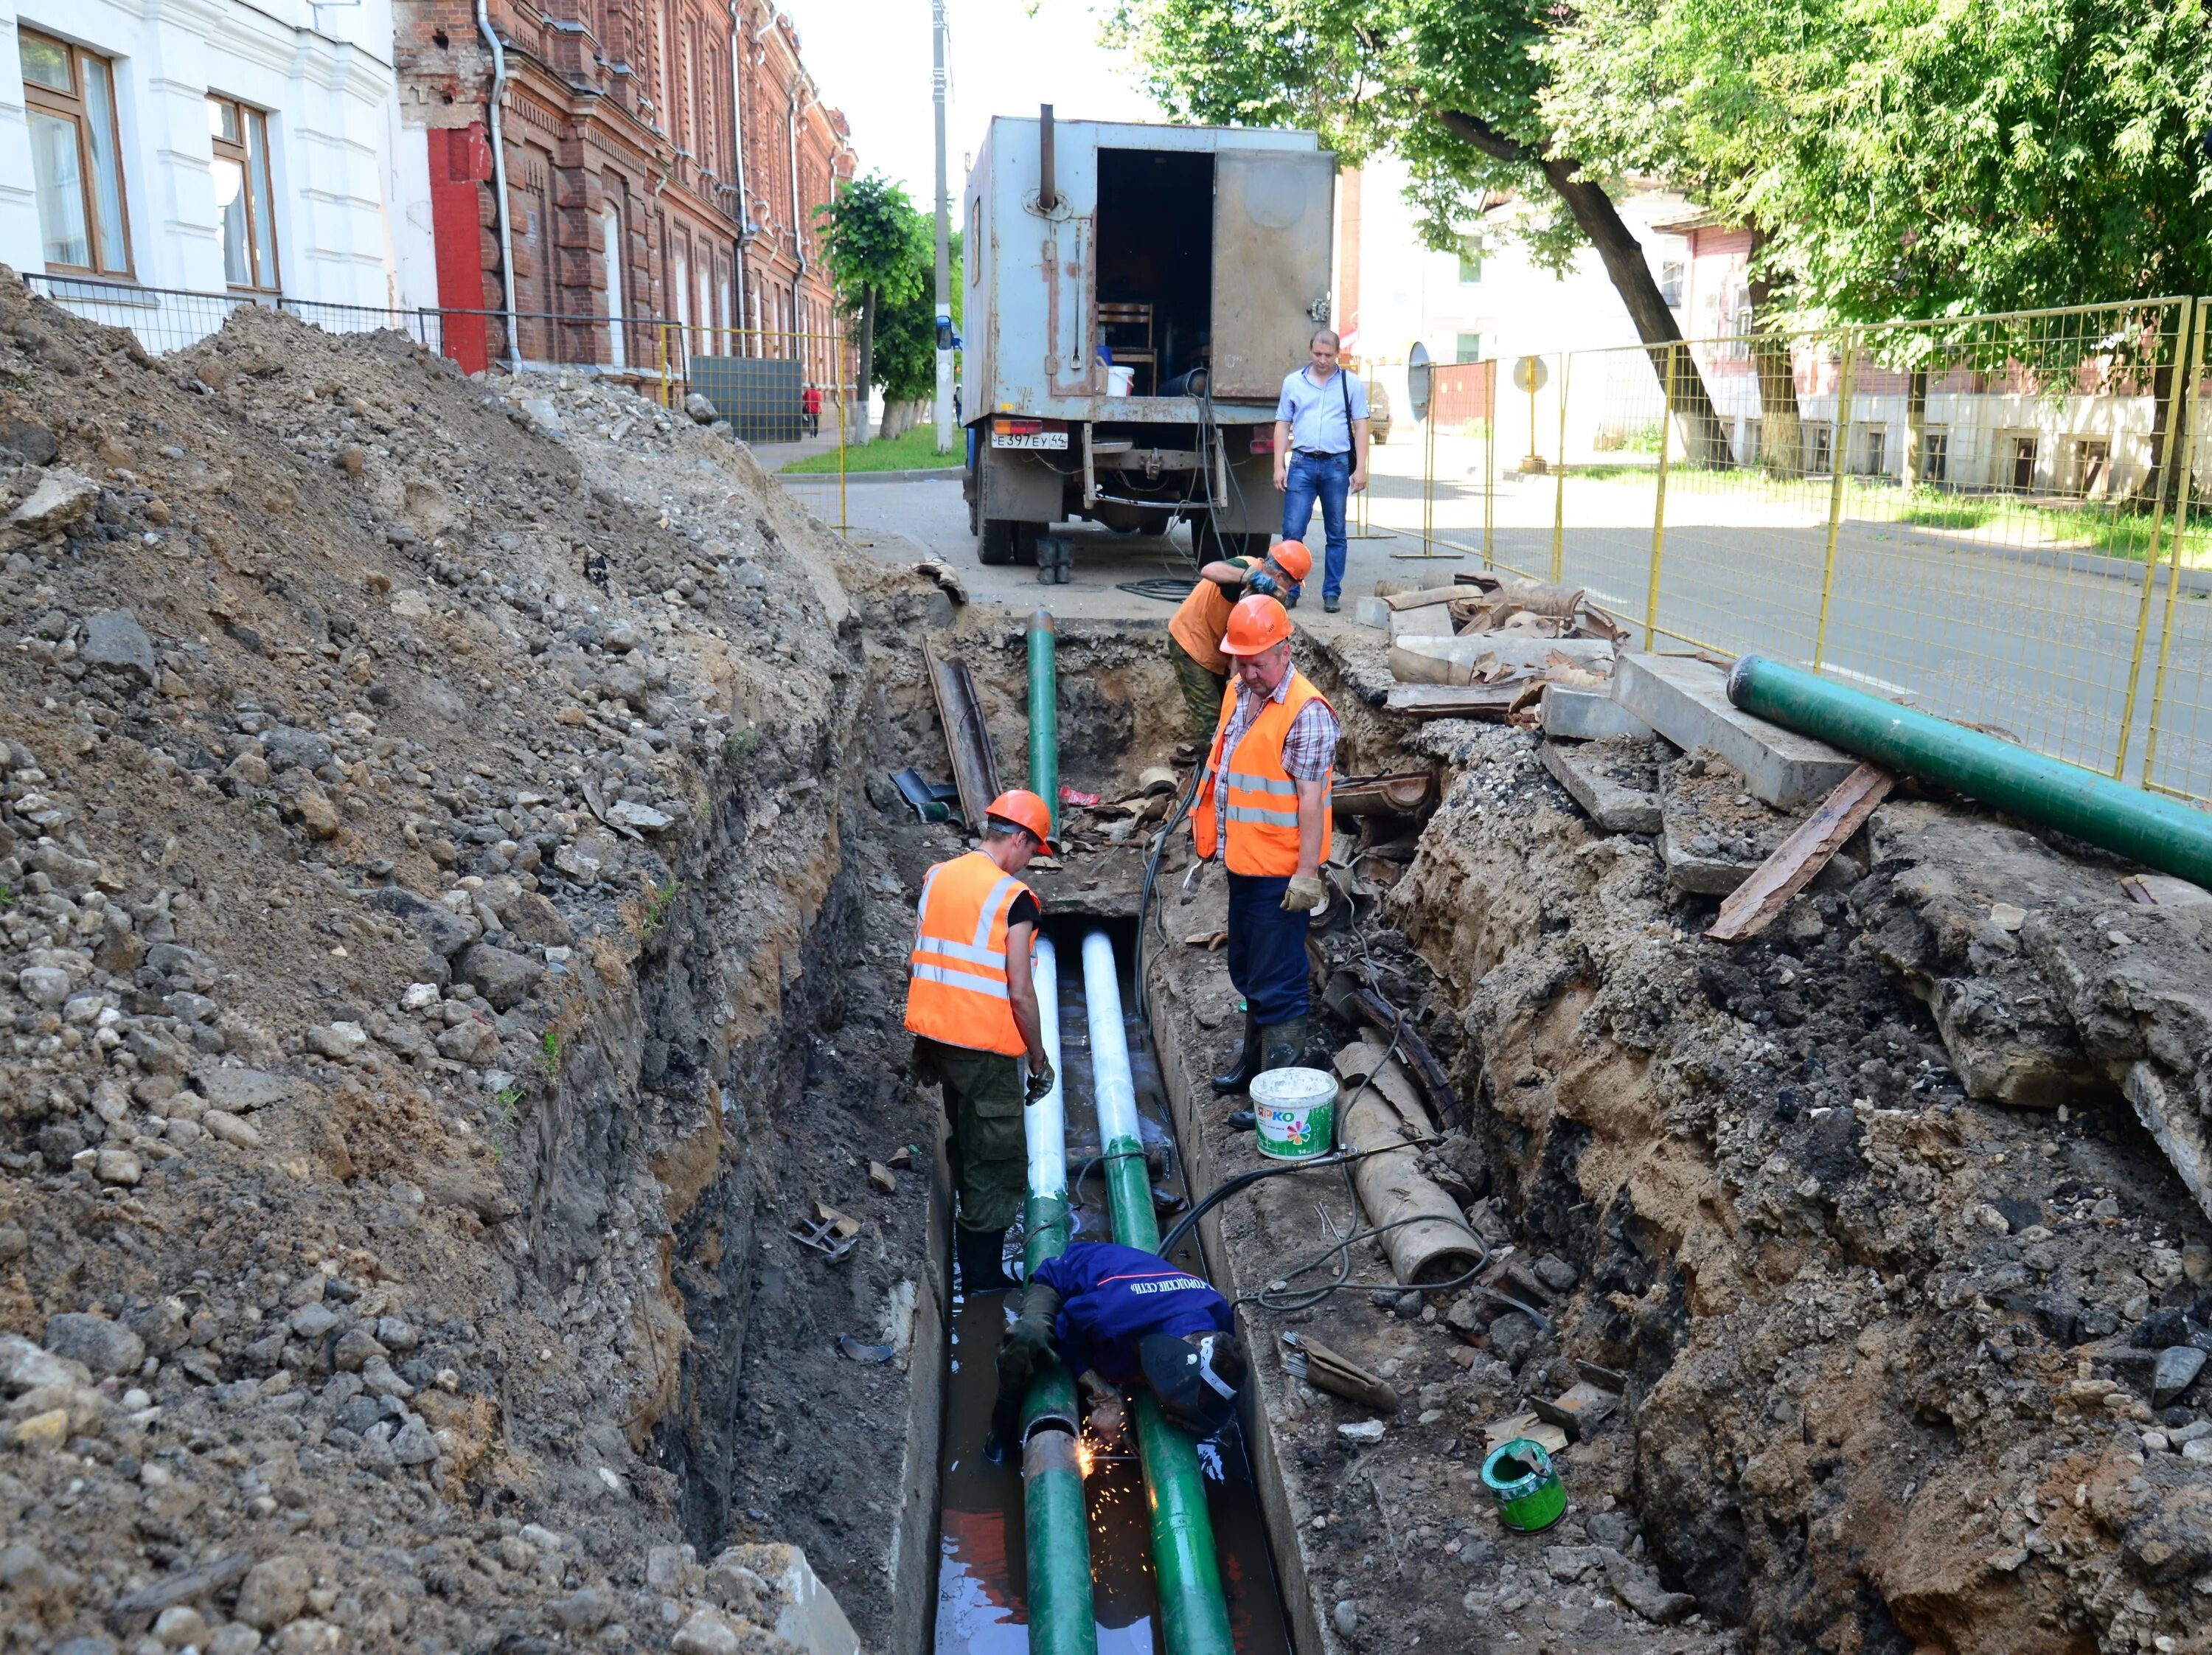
[0,274,945,1653]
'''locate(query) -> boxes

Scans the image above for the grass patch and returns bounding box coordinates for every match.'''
[640,878,681,939]
[780,425,964,475]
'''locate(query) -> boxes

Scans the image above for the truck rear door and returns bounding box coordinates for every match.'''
[1208,148,1335,403]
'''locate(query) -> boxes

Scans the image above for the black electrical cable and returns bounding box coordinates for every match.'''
[1117,577,1200,603]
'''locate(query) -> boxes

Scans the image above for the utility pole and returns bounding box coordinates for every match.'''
[932,0,955,454]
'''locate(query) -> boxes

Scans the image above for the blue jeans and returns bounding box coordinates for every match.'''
[1225,872,1312,1026]
[1281,450,1352,600]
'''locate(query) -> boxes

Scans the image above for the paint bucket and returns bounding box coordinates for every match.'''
[1107,364,1136,397]
[1481,1439,1568,1533]
[1249,1066,1337,1162]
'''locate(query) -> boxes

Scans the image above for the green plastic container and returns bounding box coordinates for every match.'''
[1249,1066,1338,1162]
[1482,1439,1567,1533]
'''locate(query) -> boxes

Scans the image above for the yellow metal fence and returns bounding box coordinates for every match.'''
[1368,298,2212,805]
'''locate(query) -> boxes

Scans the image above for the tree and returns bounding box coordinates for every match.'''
[1107,0,1736,459]
[872,234,963,438]
[815,174,931,443]
[1541,0,2212,494]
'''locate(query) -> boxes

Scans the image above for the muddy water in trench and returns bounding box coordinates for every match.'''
[933,924,1293,1655]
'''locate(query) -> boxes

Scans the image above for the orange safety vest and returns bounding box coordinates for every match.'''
[1192,671,1335,875]
[1167,572,1242,676]
[903,850,1036,1056]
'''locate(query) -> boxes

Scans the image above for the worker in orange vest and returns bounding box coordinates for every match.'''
[1192,594,1340,1112]
[1166,540,1314,743]
[906,788,1059,1294]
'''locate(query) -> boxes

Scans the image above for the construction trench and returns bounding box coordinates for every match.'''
[1,278,2210,1655]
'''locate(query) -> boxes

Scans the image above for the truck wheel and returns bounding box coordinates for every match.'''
[966,441,982,535]
[1012,524,1042,567]
[978,519,1017,566]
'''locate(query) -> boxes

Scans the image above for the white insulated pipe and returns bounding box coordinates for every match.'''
[1082,931,1141,1151]
[1026,935,1066,1199]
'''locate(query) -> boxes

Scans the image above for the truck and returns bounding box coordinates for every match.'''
[961,110,1336,566]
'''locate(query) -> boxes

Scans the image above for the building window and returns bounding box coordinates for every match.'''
[601,200,627,370]
[1920,428,1948,485]
[1454,333,1483,364]
[1456,237,1481,285]
[1658,260,1685,309]
[21,30,132,277]
[209,96,279,292]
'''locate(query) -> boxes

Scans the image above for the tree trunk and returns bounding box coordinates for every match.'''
[1746,263,1803,479]
[1433,110,1733,468]
[854,287,877,445]
[1902,369,1929,492]
[2142,355,2191,518]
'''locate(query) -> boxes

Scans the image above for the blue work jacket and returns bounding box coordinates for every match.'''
[1030,1241,1233,1387]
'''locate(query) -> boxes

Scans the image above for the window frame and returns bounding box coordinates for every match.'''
[21,28,133,278]
[207,93,280,294]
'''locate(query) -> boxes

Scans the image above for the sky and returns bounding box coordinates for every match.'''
[776,0,1168,207]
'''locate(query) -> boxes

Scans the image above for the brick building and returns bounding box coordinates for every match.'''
[391,0,852,380]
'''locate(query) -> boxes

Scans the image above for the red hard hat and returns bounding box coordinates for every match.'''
[1221,594,1293,656]
[1268,540,1312,582]
[986,788,1057,850]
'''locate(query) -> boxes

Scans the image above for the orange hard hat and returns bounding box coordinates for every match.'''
[986,788,1057,850]
[1221,593,1293,656]
[1267,539,1312,582]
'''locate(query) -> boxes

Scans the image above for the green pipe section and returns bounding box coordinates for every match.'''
[1029,609,1059,837]
[1019,1191,1094,1655]
[1728,656,2212,889]
[1018,937,1095,1655]
[1082,931,1235,1655]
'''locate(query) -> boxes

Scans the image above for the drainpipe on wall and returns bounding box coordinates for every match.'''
[728,0,751,356]
[476,0,520,367]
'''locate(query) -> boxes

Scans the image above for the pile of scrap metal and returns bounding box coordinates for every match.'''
[1358,573,1626,720]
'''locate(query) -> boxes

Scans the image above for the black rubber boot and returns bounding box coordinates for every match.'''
[1259,1016,1311,1075]
[955,1225,1020,1297]
[1225,1110,1257,1131]
[1211,1016,1262,1095]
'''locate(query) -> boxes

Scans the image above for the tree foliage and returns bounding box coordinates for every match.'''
[874,233,962,404]
[1543,0,2212,323]
[814,173,932,427]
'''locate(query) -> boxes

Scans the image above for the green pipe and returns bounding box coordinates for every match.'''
[1029,610,1058,837]
[1020,1193,1094,1655]
[1019,939,1096,1655]
[1082,931,1235,1655]
[1727,656,2212,889]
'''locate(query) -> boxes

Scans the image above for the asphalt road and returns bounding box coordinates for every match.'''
[815,431,2212,800]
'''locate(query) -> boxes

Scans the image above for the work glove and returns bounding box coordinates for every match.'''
[1280,872,1328,915]
[1245,569,1280,598]
[995,1282,1063,1397]
[1024,1057,1056,1105]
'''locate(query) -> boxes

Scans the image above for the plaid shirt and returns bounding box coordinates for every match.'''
[1212,672,1339,856]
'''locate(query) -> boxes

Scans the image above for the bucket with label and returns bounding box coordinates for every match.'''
[1106,364,1136,397]
[1481,1438,1568,1533]
[1248,1066,1338,1162]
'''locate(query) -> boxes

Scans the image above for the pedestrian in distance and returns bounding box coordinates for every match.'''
[1271,327,1370,612]
[985,1238,1248,1459]
[1164,538,1314,745]
[801,381,823,437]
[1192,594,1340,1117]
[905,789,1059,1295]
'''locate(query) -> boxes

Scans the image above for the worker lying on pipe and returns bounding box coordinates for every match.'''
[985,1239,1248,1459]
[1164,539,1314,744]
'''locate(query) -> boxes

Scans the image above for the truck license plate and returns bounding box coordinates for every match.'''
[992,431,1068,450]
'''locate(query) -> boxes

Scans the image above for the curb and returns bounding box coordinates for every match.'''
[778,465,964,484]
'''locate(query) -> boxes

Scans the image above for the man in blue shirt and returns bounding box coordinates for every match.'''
[1273,328,1371,612]
[987,1240,1248,1452]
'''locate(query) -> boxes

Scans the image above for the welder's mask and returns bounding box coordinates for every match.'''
[1138,1330,1247,1437]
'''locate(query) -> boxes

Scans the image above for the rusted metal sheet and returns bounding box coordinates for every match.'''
[922,636,1002,833]
[1209,148,1337,401]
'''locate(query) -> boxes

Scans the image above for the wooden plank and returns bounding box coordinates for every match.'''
[1380,584,1467,612]
[1707,762,1895,943]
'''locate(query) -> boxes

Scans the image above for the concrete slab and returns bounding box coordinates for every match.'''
[1543,684,1652,742]
[1389,604,1456,639]
[1613,653,1857,810]
[1660,752,1870,897]
[1350,597,1393,631]
[1541,740,1661,833]
[1391,635,1615,685]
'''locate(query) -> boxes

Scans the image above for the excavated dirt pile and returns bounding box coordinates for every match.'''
[0,274,949,1654]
